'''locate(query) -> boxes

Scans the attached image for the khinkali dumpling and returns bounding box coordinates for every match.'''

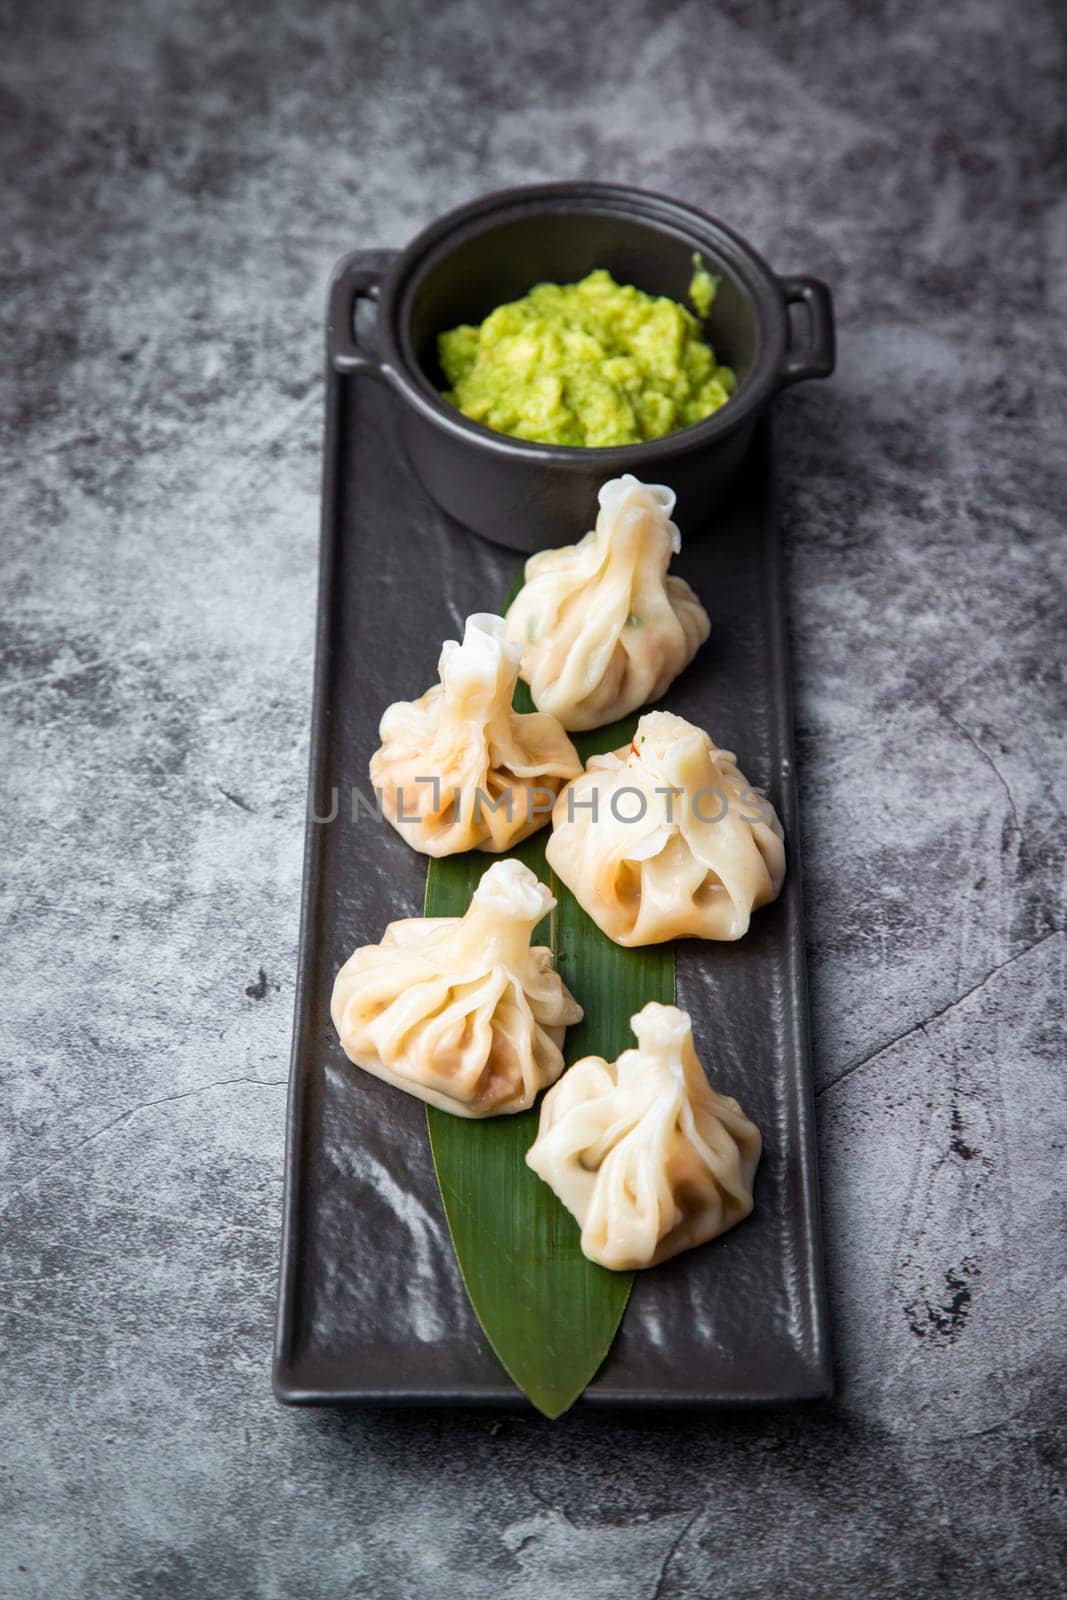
[527,1003,761,1270]
[504,475,710,731]
[371,613,581,856]
[546,710,785,946]
[331,859,582,1118]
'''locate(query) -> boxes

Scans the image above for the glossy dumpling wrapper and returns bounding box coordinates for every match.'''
[546,709,785,946]
[371,613,581,857]
[330,859,582,1118]
[526,1003,761,1270]
[504,476,710,732]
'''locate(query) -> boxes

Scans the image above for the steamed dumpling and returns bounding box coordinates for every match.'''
[331,859,582,1118]
[504,476,710,732]
[527,1002,761,1270]
[371,613,581,856]
[546,710,785,946]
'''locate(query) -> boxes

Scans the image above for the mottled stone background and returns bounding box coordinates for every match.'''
[2,0,1064,1595]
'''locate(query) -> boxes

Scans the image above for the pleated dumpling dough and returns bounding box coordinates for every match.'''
[371,613,581,856]
[504,475,710,731]
[527,1003,761,1270]
[546,710,785,946]
[331,859,582,1118]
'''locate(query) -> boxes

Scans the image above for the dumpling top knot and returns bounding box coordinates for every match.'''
[628,709,710,777]
[627,1001,693,1062]
[596,475,681,553]
[438,612,522,703]
[617,1003,695,1095]
[471,857,555,925]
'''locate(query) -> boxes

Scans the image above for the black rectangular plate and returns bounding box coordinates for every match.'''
[273,251,832,1409]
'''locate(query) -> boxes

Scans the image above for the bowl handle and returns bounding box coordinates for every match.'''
[327,254,396,379]
[777,277,836,386]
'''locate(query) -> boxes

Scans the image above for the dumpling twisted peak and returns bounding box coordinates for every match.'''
[371,611,581,857]
[596,475,681,553]
[437,613,522,708]
[471,854,554,925]
[627,998,692,1062]
[331,860,582,1118]
[526,1003,761,1270]
[504,475,710,732]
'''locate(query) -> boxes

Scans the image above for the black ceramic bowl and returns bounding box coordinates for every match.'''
[330,182,834,551]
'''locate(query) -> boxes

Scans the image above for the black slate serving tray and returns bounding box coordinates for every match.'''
[273,251,832,1409]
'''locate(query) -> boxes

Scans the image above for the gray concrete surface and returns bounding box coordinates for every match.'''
[2,1,1065,1595]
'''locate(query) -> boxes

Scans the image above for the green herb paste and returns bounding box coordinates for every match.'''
[438,268,733,448]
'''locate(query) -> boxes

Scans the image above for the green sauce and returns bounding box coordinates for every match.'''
[438,268,734,448]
